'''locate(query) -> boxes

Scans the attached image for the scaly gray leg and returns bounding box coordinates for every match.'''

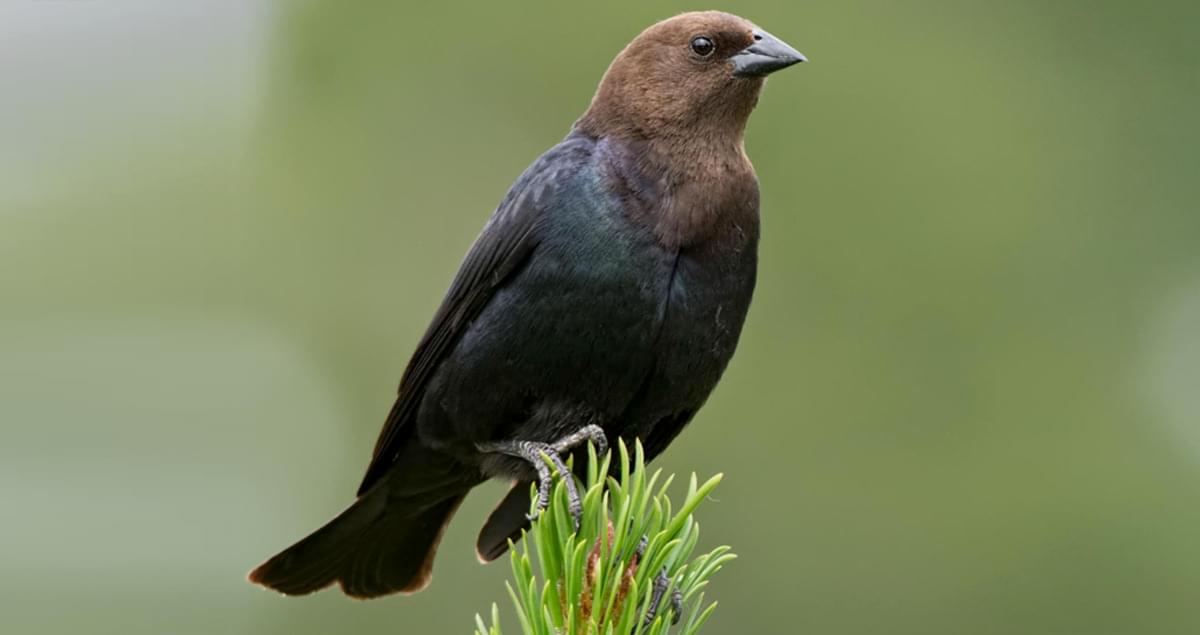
[477,425,608,529]
[550,424,608,456]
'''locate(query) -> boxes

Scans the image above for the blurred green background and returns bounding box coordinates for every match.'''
[3,1,1199,633]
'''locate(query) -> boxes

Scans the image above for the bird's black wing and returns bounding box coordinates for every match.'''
[356,140,587,495]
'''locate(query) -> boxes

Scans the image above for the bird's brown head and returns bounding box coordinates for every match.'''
[578,11,805,142]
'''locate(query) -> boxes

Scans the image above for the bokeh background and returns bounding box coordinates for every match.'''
[3,1,1199,633]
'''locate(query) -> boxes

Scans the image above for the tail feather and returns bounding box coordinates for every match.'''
[476,481,532,562]
[249,482,466,598]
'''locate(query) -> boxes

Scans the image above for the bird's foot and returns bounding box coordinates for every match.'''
[550,424,608,457]
[643,567,683,626]
[477,426,608,530]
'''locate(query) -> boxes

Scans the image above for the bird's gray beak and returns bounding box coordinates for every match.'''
[732,29,806,77]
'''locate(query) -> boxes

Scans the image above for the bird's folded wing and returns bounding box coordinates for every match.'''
[356,143,586,495]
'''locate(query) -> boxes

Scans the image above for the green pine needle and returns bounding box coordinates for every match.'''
[474,440,734,635]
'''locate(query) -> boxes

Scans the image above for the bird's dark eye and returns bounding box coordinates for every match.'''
[690,36,715,57]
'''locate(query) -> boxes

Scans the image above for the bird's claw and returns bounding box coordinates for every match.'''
[551,424,608,457]
[526,476,551,522]
[567,498,584,528]
[480,426,608,532]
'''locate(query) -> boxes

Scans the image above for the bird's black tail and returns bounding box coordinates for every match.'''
[249,472,468,599]
[476,480,532,562]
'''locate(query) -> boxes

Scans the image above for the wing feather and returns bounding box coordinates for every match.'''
[356,139,590,495]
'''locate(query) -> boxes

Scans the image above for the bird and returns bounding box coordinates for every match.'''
[249,10,804,600]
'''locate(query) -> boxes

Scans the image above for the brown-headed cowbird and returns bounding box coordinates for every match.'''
[249,11,804,599]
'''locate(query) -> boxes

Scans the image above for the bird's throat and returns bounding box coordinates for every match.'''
[596,133,758,249]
